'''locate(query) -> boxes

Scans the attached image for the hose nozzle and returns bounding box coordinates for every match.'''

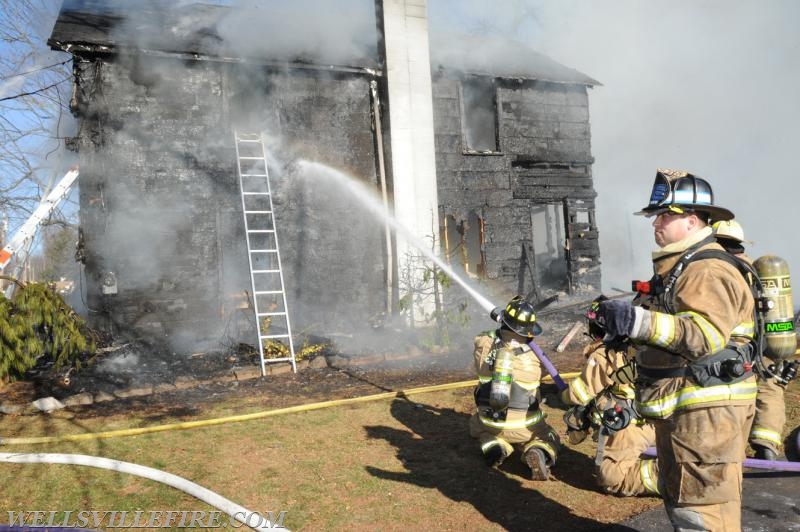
[489,307,503,323]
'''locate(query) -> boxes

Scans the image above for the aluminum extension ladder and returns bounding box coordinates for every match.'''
[233,132,296,375]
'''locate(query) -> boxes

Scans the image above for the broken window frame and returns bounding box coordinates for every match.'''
[458,75,502,155]
[441,212,486,279]
[530,200,569,292]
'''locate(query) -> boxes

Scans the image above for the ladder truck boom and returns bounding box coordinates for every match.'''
[0,166,80,272]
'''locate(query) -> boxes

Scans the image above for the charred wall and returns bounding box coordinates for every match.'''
[432,73,601,298]
[70,54,385,351]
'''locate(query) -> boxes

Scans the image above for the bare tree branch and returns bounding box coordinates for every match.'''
[0,0,75,237]
[0,76,71,103]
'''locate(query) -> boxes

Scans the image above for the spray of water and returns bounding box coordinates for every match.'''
[295,160,568,386]
[295,160,497,314]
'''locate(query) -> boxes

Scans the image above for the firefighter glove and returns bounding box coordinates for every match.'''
[595,299,636,340]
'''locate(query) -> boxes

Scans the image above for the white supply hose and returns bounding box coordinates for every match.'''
[0,453,287,531]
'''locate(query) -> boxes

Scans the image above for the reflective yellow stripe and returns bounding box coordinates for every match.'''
[480,410,545,429]
[523,440,556,460]
[569,377,594,404]
[676,311,726,352]
[649,311,676,348]
[516,380,540,391]
[478,377,491,384]
[732,321,755,338]
[610,384,636,400]
[750,427,783,446]
[640,459,660,495]
[637,380,758,419]
[481,440,502,452]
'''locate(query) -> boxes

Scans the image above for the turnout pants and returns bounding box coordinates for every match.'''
[598,422,659,496]
[469,409,560,463]
[654,403,755,532]
[749,376,786,454]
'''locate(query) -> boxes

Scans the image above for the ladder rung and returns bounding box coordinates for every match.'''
[235,130,295,366]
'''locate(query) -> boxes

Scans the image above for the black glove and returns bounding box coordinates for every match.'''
[596,299,636,340]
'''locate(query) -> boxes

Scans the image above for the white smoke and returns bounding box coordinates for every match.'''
[428,0,800,308]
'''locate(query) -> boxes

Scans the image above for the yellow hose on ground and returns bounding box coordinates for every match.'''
[0,373,580,446]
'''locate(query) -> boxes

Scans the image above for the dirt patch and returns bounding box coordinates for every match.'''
[0,297,594,416]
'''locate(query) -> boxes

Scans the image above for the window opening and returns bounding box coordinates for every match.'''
[531,203,568,289]
[442,212,486,278]
[461,76,499,153]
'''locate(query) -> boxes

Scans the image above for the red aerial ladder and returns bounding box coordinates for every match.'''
[0,166,80,297]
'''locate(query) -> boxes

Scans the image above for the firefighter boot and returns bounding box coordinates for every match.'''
[752,443,778,461]
[484,444,508,467]
[524,448,551,480]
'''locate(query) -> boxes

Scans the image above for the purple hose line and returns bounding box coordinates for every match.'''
[527,339,568,391]
[644,447,800,472]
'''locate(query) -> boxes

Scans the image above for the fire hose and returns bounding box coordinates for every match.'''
[0,376,580,446]
[0,453,285,531]
[642,447,800,472]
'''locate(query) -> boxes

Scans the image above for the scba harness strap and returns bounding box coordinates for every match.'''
[636,246,765,387]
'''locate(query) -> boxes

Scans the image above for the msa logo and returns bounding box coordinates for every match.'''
[762,278,791,289]
[765,321,794,333]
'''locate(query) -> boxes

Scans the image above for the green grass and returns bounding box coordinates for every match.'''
[1,380,798,531]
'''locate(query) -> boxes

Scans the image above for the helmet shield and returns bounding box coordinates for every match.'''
[500,296,543,338]
[634,168,734,222]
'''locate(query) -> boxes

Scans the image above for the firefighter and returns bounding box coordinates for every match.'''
[713,219,791,461]
[560,295,659,497]
[469,295,561,480]
[594,169,757,531]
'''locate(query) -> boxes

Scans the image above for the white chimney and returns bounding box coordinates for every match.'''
[381,0,439,318]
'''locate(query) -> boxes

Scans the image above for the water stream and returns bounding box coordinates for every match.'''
[295,160,497,314]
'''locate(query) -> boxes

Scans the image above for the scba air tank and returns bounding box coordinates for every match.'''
[489,347,514,411]
[754,255,798,359]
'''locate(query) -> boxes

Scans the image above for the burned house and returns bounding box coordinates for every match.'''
[48,0,600,357]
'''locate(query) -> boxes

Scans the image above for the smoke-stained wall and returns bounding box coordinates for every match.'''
[52,2,601,353]
[432,74,600,297]
[71,55,385,350]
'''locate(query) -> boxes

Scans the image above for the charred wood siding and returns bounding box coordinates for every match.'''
[71,55,385,348]
[432,74,601,295]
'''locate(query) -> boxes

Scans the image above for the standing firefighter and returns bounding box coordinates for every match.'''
[470,296,561,480]
[595,169,758,531]
[714,219,799,461]
[561,295,659,497]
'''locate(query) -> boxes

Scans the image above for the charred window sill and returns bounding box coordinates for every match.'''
[462,150,504,156]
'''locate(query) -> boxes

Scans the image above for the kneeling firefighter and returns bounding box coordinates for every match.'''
[469,296,561,480]
[714,220,800,460]
[560,295,659,497]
